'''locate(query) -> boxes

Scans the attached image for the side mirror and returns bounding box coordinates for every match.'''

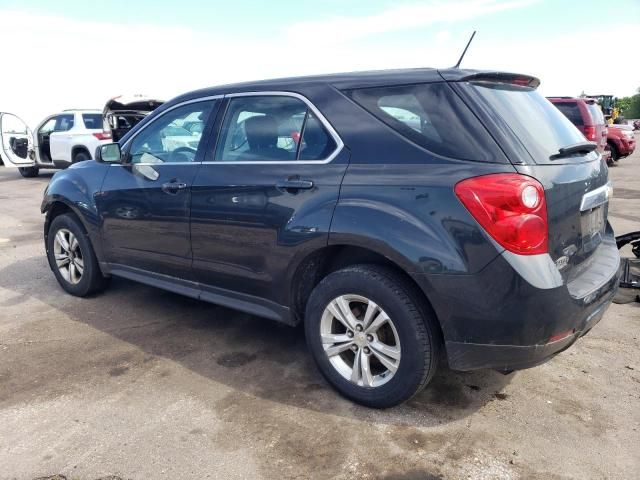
[96,143,122,163]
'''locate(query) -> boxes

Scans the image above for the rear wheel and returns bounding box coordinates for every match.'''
[18,166,39,177]
[305,264,439,408]
[47,213,109,296]
[72,150,90,163]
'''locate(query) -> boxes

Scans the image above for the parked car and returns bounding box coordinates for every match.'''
[0,109,110,177]
[547,97,611,164]
[607,124,636,161]
[102,95,164,142]
[41,68,619,407]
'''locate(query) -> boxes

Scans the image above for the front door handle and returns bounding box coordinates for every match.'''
[161,181,188,194]
[275,179,314,190]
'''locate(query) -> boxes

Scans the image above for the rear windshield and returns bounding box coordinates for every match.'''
[345,82,498,161]
[586,103,605,125]
[82,113,102,130]
[552,102,582,126]
[464,83,586,161]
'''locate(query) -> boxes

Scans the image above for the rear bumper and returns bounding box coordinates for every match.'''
[445,297,611,371]
[414,233,620,371]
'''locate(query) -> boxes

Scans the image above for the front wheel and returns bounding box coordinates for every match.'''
[47,213,109,296]
[609,143,620,162]
[18,166,39,177]
[305,264,440,408]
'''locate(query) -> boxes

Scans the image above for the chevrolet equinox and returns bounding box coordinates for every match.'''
[41,68,620,408]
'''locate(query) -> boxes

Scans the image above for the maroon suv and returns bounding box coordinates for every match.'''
[547,97,611,164]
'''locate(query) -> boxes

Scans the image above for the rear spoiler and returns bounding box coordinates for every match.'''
[457,72,540,89]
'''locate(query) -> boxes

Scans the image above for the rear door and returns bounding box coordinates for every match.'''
[97,98,219,279]
[0,113,33,167]
[190,93,348,306]
[49,113,76,162]
[454,79,610,279]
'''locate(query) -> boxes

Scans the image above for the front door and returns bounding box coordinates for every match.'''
[190,93,348,306]
[0,113,33,167]
[97,99,219,279]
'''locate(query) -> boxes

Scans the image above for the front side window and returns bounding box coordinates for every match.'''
[54,114,74,132]
[39,117,57,134]
[215,95,336,162]
[128,101,214,164]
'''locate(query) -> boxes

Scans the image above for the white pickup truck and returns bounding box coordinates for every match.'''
[0,109,110,177]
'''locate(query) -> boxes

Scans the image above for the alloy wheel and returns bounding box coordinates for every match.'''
[320,294,401,388]
[53,228,84,284]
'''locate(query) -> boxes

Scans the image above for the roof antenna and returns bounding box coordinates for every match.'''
[453,31,476,68]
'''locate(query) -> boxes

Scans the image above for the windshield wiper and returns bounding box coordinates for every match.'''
[550,141,597,160]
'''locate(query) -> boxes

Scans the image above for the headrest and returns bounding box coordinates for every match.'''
[245,115,278,149]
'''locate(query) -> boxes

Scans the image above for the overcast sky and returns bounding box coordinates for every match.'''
[1,0,639,127]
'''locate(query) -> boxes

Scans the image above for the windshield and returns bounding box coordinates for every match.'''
[465,82,587,161]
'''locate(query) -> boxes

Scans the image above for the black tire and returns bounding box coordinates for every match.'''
[72,150,90,163]
[304,264,440,408]
[47,213,109,296]
[608,143,619,162]
[18,166,39,177]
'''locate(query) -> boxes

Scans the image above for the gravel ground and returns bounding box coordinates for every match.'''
[0,142,639,480]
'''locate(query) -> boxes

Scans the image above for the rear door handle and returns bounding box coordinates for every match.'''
[275,179,314,190]
[161,181,188,194]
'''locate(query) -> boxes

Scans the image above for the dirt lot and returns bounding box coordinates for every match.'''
[0,143,639,480]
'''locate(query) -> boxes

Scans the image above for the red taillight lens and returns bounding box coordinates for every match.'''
[93,132,112,140]
[583,125,596,141]
[454,173,548,255]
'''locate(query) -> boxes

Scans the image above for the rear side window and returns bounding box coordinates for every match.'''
[345,82,497,161]
[82,113,102,129]
[586,103,604,125]
[553,102,583,126]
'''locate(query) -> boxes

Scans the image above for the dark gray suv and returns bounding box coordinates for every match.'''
[41,68,619,407]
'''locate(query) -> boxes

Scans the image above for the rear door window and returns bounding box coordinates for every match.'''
[552,102,583,126]
[215,95,337,162]
[345,82,498,161]
[54,114,74,132]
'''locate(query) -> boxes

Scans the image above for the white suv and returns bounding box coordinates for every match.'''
[0,109,111,177]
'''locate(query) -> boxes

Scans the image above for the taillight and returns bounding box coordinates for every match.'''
[454,173,548,255]
[93,132,112,140]
[583,126,596,141]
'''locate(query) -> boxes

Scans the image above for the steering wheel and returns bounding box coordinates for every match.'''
[168,146,197,163]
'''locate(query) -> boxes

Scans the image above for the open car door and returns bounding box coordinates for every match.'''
[0,112,34,168]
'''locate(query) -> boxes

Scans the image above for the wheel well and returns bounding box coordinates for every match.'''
[72,145,91,160]
[44,202,86,241]
[291,245,443,339]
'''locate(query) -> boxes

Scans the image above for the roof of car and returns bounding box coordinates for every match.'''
[170,67,537,104]
[58,109,102,114]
